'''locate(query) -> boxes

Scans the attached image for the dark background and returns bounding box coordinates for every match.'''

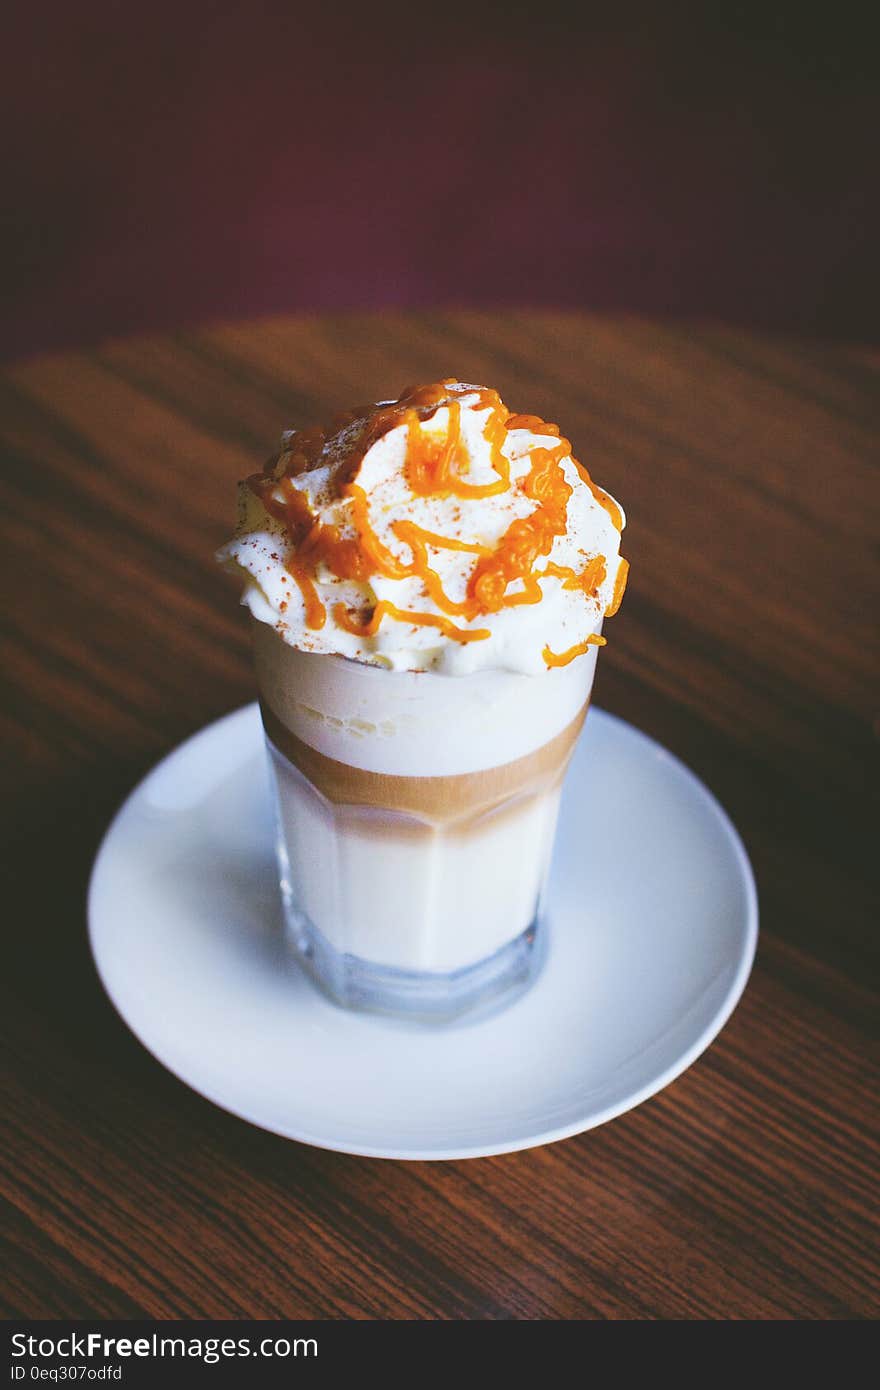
[2,2,878,361]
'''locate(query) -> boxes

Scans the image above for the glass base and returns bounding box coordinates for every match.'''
[282,896,546,1023]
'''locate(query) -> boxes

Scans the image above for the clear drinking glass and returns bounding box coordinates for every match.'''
[253,621,599,1020]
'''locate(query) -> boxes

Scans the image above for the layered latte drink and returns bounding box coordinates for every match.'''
[218,380,629,1018]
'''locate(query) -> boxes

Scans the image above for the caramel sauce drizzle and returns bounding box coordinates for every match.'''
[539,555,607,596]
[404,398,510,499]
[246,380,627,663]
[543,634,607,668]
[605,556,630,618]
[285,562,326,630]
[391,521,493,557]
[466,444,572,614]
[333,601,491,645]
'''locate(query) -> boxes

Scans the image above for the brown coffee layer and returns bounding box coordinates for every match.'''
[260,699,587,828]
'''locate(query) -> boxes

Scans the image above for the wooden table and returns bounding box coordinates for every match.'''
[2,313,877,1319]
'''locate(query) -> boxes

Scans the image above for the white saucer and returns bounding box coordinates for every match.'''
[88,704,757,1160]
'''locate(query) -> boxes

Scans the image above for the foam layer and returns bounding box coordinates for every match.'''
[253,620,596,775]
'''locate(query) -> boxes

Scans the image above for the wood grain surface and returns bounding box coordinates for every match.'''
[1,312,877,1319]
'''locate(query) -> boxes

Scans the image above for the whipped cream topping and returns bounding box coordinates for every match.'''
[217,380,629,675]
